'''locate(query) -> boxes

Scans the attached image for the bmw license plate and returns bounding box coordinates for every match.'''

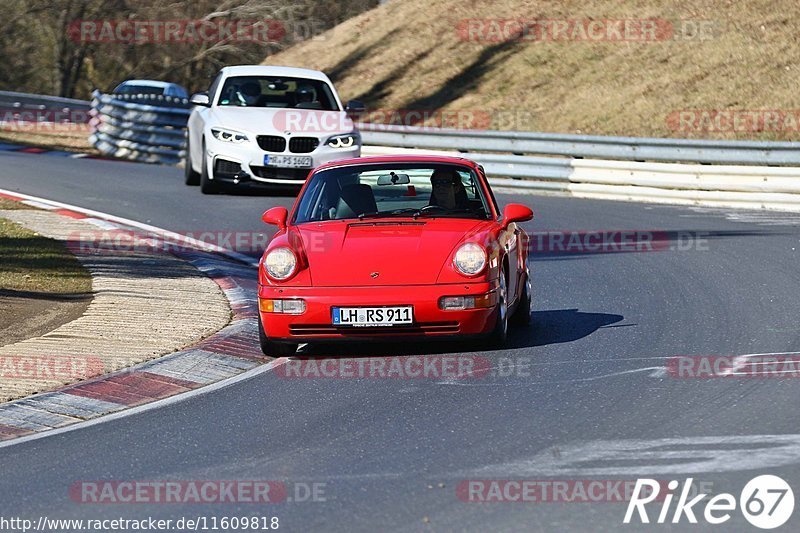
[332,306,413,327]
[264,154,313,168]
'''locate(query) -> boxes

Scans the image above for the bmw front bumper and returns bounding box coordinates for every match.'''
[205,135,360,186]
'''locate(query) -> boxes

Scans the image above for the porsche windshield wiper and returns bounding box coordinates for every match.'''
[414,208,485,218]
[356,207,486,220]
[357,208,421,220]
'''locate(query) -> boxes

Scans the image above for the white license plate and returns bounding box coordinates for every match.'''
[264,155,313,168]
[332,306,413,327]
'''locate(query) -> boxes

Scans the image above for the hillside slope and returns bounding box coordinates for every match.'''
[266,0,800,140]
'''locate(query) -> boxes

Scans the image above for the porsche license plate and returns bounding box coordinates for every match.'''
[332,306,413,327]
[263,155,313,168]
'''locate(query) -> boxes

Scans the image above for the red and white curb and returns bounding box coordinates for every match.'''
[0,189,275,443]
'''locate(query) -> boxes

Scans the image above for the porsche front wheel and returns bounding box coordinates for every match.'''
[485,271,508,347]
[510,261,532,326]
[258,313,297,357]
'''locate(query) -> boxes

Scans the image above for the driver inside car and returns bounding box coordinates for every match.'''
[235,81,262,106]
[295,85,319,108]
[429,169,470,210]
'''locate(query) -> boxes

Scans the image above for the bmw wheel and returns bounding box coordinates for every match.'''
[199,139,219,194]
[184,136,200,186]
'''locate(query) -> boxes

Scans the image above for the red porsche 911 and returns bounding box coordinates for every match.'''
[257,155,533,356]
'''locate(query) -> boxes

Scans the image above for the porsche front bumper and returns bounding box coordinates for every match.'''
[258,282,500,342]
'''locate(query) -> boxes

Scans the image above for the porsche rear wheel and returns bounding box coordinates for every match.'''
[258,312,297,357]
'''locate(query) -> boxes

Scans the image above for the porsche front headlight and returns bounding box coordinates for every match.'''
[453,243,487,276]
[265,247,297,280]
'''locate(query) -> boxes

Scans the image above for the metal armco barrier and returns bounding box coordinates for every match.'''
[0,90,91,124]
[14,90,800,211]
[0,90,91,113]
[356,123,800,166]
[89,90,190,165]
[358,124,800,211]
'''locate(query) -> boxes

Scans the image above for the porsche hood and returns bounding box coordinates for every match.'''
[295,219,490,287]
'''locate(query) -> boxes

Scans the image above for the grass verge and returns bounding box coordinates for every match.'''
[0,124,95,153]
[0,210,92,295]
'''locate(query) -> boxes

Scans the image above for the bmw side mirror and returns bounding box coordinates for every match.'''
[189,92,210,107]
[502,204,533,228]
[345,99,366,113]
[262,206,288,230]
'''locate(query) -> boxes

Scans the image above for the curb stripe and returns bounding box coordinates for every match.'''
[0,358,289,449]
[0,188,276,444]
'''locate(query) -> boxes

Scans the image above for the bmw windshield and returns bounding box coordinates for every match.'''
[216,76,339,110]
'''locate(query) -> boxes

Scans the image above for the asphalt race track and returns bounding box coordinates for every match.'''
[1,150,799,531]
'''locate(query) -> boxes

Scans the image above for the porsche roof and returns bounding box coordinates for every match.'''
[314,155,479,171]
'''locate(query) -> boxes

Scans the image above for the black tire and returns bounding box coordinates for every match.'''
[485,269,509,347]
[184,137,200,186]
[200,140,220,194]
[510,260,532,326]
[258,312,297,357]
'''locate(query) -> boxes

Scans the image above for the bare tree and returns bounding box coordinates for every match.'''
[0,0,378,98]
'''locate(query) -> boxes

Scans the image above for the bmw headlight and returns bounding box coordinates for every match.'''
[453,243,487,276]
[326,133,359,149]
[211,128,249,144]
[265,247,297,280]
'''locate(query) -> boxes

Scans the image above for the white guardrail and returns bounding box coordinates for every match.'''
[8,90,800,211]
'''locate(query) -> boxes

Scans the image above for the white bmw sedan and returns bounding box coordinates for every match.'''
[185,65,363,194]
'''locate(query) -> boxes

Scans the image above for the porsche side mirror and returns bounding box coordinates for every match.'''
[502,204,533,227]
[262,206,288,230]
[189,92,210,107]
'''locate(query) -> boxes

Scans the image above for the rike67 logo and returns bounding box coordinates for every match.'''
[624,475,794,529]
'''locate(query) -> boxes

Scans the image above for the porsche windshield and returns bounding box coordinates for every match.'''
[293,164,492,223]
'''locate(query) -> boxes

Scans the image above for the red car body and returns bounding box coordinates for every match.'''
[257,155,533,355]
